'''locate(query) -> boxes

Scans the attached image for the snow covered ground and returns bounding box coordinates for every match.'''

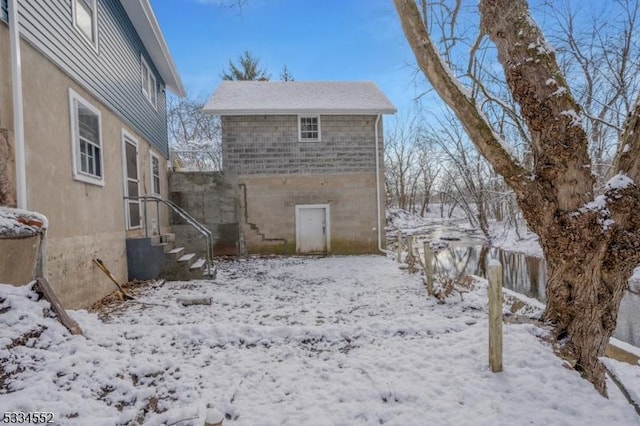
[2,256,639,425]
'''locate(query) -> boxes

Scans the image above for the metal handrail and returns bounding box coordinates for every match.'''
[124,195,213,272]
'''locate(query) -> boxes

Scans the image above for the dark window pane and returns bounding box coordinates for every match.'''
[129,202,140,227]
[128,181,139,198]
[125,142,137,179]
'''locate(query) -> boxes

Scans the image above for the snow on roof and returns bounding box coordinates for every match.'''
[203,81,397,115]
[0,207,47,238]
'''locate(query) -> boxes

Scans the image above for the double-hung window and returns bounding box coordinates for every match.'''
[69,89,104,186]
[299,115,321,142]
[150,153,161,195]
[141,56,157,108]
[73,0,97,47]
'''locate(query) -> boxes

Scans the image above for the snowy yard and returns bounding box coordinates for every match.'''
[1,255,639,425]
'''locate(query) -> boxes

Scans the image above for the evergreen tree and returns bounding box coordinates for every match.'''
[221,51,270,81]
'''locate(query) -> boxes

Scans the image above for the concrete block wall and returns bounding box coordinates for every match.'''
[168,171,240,255]
[222,115,384,175]
[239,172,382,254]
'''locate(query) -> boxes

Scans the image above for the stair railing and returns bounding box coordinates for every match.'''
[124,195,213,272]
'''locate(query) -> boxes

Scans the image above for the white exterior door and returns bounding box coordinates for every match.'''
[296,205,330,253]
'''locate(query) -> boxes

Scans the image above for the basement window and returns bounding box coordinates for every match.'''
[299,115,321,142]
[69,89,104,186]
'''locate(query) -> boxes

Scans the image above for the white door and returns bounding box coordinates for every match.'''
[296,205,330,253]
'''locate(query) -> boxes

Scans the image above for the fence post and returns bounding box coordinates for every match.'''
[423,242,434,296]
[406,235,415,264]
[488,259,503,373]
[396,230,402,263]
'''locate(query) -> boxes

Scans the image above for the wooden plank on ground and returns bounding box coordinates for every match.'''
[34,277,83,335]
[177,297,212,306]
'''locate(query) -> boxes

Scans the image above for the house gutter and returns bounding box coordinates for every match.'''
[9,0,27,209]
[374,114,392,255]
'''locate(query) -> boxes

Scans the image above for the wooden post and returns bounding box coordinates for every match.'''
[488,260,503,373]
[396,230,402,263]
[423,242,434,296]
[406,235,414,263]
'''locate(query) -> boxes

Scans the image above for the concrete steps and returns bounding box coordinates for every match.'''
[156,233,216,281]
[128,232,215,282]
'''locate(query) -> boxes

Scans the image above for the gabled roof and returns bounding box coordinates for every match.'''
[203,81,397,115]
[120,0,185,97]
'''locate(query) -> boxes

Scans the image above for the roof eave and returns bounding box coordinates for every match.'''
[121,0,186,98]
[202,108,398,116]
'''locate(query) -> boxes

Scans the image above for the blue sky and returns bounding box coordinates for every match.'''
[150,0,421,116]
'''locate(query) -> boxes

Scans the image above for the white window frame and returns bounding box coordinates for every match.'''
[298,115,321,142]
[150,151,161,196]
[71,0,98,50]
[141,55,157,109]
[69,89,104,186]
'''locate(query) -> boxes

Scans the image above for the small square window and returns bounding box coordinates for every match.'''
[151,153,161,195]
[141,56,157,109]
[69,89,104,186]
[73,0,97,46]
[299,116,320,141]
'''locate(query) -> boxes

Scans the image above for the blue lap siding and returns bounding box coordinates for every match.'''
[2,0,169,157]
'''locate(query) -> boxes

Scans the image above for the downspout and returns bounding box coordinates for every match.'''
[9,1,46,281]
[9,0,27,209]
[374,114,392,255]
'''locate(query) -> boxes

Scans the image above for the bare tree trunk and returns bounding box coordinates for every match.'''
[394,0,640,395]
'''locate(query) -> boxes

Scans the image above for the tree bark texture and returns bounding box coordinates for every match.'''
[394,0,640,394]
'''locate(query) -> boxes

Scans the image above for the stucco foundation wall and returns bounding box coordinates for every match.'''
[47,232,126,309]
[239,172,381,254]
[0,29,170,308]
[0,236,40,285]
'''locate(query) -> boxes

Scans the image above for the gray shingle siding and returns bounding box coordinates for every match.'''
[1,0,7,22]
[222,115,384,175]
[13,0,169,156]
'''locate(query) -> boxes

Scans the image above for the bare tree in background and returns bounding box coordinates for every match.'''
[427,113,493,239]
[395,0,640,394]
[167,93,222,171]
[385,119,421,211]
[544,0,640,188]
[415,136,440,216]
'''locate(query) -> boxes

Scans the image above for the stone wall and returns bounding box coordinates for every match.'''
[168,172,240,256]
[222,115,383,175]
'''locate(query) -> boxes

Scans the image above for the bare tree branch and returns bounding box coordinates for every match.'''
[393,0,531,198]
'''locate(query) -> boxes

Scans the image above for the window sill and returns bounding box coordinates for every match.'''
[73,172,104,187]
